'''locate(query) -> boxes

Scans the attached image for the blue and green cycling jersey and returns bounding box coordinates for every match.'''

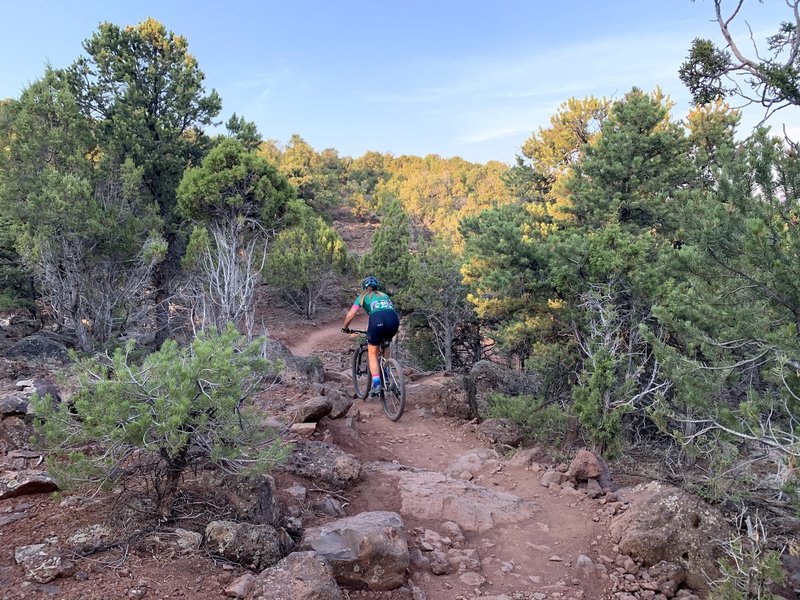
[354,291,395,315]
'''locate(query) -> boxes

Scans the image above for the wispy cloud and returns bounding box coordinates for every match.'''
[460,124,539,144]
[356,28,693,158]
[223,65,296,109]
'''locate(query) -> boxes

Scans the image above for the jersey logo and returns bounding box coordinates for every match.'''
[369,299,393,311]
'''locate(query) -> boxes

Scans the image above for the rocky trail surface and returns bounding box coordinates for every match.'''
[0,307,730,600]
[274,317,624,600]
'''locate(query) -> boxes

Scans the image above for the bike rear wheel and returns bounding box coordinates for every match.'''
[351,344,370,399]
[380,358,405,421]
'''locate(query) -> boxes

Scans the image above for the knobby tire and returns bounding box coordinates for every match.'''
[351,344,370,399]
[380,357,405,421]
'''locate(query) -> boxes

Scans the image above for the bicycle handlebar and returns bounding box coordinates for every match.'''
[342,328,367,334]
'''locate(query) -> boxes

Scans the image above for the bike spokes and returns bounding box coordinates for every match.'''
[351,345,370,399]
[380,358,405,421]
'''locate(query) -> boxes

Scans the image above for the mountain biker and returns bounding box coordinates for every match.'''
[342,275,400,395]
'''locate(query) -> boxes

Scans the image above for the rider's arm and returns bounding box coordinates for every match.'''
[342,295,362,329]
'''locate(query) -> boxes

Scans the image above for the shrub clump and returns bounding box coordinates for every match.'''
[487,393,569,446]
[34,324,289,519]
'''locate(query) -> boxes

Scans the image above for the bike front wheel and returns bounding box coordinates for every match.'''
[380,358,405,421]
[351,344,370,399]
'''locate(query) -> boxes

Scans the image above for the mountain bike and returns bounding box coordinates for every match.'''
[342,328,405,421]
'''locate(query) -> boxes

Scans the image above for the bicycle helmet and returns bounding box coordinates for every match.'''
[362,275,380,290]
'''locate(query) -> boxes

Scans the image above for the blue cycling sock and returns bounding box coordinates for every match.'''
[371,375,381,388]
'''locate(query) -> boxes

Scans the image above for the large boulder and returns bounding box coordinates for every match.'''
[247,551,342,600]
[18,378,62,403]
[261,338,324,384]
[406,375,475,420]
[0,315,39,339]
[566,448,613,489]
[477,418,522,446]
[467,360,539,415]
[301,511,409,591]
[0,417,34,453]
[609,481,731,592]
[408,362,540,421]
[66,525,116,555]
[294,396,333,423]
[14,543,75,584]
[326,389,354,419]
[213,474,284,527]
[281,441,362,488]
[3,335,69,362]
[0,391,29,417]
[204,520,288,571]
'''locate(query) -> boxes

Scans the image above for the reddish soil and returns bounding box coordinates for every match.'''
[274,315,616,600]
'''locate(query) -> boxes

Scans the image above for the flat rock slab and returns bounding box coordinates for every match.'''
[369,462,538,532]
[0,471,58,500]
[0,513,27,527]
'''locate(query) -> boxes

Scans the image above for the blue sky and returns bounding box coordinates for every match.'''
[1,1,796,163]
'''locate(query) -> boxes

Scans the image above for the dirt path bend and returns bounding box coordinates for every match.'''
[284,317,615,600]
[286,313,368,357]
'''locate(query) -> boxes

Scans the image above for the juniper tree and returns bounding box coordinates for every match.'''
[66,18,222,345]
[177,139,295,334]
[265,210,350,319]
[0,69,164,350]
[359,198,412,300]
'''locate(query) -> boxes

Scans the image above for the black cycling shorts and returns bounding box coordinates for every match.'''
[367,310,400,346]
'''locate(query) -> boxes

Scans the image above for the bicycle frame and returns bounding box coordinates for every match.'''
[345,328,405,421]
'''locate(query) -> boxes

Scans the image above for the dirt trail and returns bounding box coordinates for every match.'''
[285,316,614,600]
[287,313,368,356]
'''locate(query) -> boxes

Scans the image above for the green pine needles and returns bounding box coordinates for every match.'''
[33,325,289,519]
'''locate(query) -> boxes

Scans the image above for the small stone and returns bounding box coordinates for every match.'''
[174,528,202,553]
[290,422,316,438]
[624,557,639,575]
[549,555,563,561]
[423,530,442,545]
[224,573,255,598]
[458,571,485,586]
[286,485,307,501]
[575,555,594,569]
[429,550,450,575]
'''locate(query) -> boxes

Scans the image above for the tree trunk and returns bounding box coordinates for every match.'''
[157,443,188,520]
[444,328,453,372]
[153,267,170,349]
[463,373,479,420]
[153,231,182,348]
[564,416,580,450]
